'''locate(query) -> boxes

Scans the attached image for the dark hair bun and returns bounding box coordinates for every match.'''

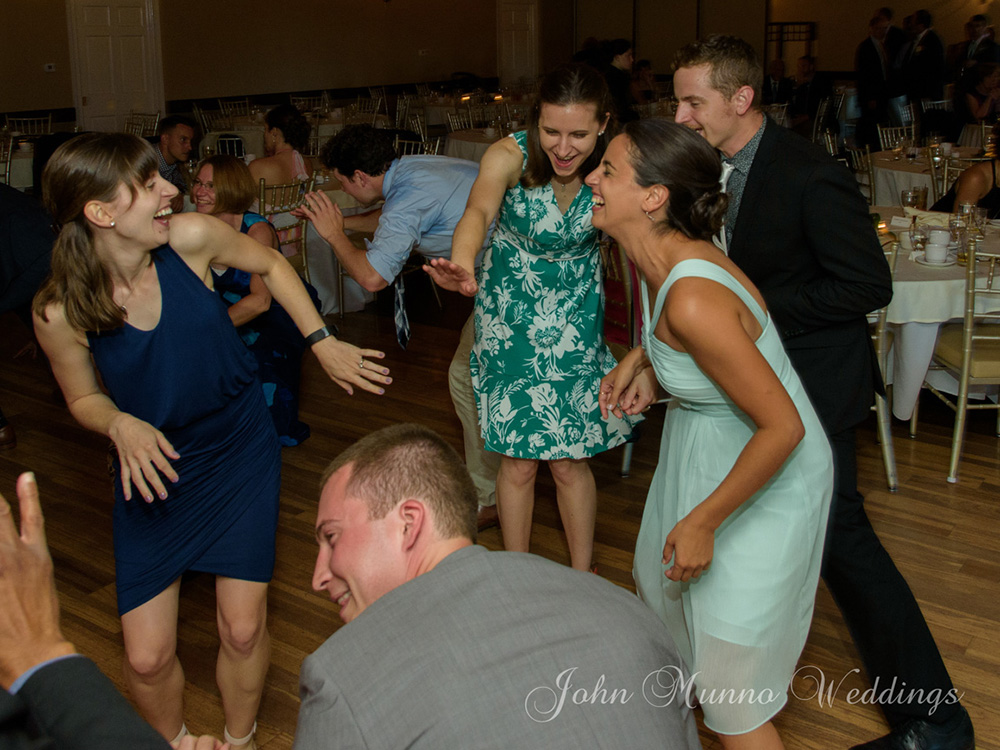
[689,189,729,240]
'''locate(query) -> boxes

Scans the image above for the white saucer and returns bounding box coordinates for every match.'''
[915,251,957,267]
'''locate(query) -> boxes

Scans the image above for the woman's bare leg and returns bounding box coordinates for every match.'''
[216,577,270,746]
[548,458,597,571]
[121,578,185,740]
[496,455,539,552]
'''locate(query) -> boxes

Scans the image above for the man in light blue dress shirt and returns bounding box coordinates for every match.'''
[300,126,498,529]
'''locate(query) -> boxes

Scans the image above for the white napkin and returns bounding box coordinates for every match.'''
[903,207,949,226]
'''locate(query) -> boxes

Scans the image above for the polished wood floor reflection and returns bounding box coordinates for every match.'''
[1,294,997,749]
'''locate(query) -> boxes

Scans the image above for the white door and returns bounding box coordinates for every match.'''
[498,0,539,88]
[66,0,164,132]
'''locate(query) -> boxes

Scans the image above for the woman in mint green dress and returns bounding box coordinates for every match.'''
[589,120,832,747]
[428,64,636,571]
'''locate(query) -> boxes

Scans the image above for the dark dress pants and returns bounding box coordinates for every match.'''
[821,427,961,727]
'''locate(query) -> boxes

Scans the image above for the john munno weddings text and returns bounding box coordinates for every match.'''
[523,665,963,723]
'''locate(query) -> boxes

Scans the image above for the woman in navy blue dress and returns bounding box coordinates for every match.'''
[193,154,317,446]
[32,133,390,748]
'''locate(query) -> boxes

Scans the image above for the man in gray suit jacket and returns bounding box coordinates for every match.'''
[295,423,700,750]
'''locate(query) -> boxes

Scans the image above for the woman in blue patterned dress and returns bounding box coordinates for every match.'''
[32,133,390,748]
[193,154,318,446]
[428,64,635,571]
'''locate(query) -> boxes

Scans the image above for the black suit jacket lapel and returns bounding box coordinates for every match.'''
[728,118,779,263]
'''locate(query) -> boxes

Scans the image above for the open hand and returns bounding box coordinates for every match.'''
[312,337,391,396]
[294,191,344,242]
[108,413,180,502]
[0,473,75,690]
[424,258,478,297]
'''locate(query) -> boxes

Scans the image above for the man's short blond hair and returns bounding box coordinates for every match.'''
[321,424,478,540]
[673,35,762,107]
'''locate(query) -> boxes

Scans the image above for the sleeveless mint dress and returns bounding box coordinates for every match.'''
[633,259,832,734]
[470,130,636,460]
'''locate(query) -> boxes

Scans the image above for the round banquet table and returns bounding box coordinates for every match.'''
[201,112,389,160]
[877,206,1000,419]
[444,128,502,162]
[871,146,980,208]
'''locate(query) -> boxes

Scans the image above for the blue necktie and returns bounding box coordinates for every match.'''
[393,274,410,350]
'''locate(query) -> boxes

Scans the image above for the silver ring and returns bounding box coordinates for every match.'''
[358,358,365,369]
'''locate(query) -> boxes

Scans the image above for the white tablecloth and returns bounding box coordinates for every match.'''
[8,150,33,190]
[303,182,376,316]
[878,206,1000,418]
[201,113,388,160]
[444,128,500,162]
[871,147,979,208]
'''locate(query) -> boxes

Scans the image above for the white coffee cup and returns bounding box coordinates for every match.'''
[924,243,949,263]
[927,228,950,246]
[899,232,913,250]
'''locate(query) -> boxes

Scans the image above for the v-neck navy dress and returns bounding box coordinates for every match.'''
[88,246,281,616]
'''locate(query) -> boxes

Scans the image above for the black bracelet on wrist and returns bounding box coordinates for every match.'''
[304,325,335,347]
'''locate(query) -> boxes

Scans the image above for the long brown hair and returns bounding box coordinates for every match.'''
[33,132,159,332]
[521,63,613,189]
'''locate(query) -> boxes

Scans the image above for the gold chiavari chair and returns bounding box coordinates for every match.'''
[259,175,316,282]
[290,94,323,112]
[0,135,13,185]
[869,240,900,490]
[5,114,53,136]
[762,102,788,127]
[218,98,251,118]
[909,240,1000,482]
[877,123,916,152]
[394,136,427,156]
[846,145,876,205]
[122,111,160,137]
[446,111,472,132]
[408,114,428,140]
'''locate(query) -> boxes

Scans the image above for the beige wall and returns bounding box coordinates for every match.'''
[540,0,576,72]
[575,0,766,76]
[1,0,498,114]
[161,0,498,100]
[770,0,1000,71]
[0,0,74,112]
[637,0,698,72]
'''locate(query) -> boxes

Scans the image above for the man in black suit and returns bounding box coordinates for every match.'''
[0,473,221,750]
[789,55,834,137]
[761,58,794,105]
[952,14,1000,79]
[672,35,975,750]
[902,10,947,103]
[856,16,893,148]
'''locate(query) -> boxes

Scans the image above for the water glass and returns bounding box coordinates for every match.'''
[901,187,928,211]
[949,214,967,247]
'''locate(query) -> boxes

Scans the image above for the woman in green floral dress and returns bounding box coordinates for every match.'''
[428,64,636,570]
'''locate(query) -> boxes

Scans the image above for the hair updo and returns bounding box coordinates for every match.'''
[622,118,728,241]
[265,104,311,153]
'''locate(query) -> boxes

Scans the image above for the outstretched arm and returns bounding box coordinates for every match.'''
[425,138,521,296]
[171,213,391,396]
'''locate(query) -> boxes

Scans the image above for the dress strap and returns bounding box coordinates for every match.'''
[292,151,310,181]
[647,258,768,332]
